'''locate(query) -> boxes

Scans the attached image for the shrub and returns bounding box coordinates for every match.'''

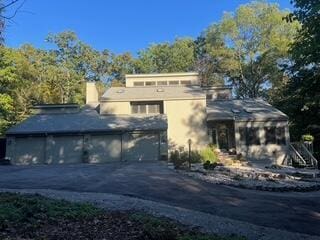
[203,160,218,170]
[200,146,218,164]
[170,150,184,168]
[302,134,314,142]
[190,151,202,163]
[169,150,202,169]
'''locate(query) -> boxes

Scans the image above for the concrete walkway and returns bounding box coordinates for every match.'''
[0,162,320,237]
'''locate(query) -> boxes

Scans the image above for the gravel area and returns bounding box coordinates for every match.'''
[179,164,320,192]
[1,188,319,240]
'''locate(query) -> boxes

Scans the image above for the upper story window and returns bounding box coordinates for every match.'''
[157,81,168,86]
[131,101,163,114]
[169,81,179,86]
[145,81,156,86]
[180,80,192,85]
[133,82,144,87]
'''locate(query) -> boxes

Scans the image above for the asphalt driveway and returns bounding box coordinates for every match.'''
[0,162,320,236]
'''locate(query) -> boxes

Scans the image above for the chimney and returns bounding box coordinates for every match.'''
[86,82,99,105]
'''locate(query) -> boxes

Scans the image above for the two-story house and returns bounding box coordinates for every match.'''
[5,72,291,165]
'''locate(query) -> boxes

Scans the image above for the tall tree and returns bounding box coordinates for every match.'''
[275,0,320,141]
[0,0,25,44]
[205,1,299,98]
[136,38,196,74]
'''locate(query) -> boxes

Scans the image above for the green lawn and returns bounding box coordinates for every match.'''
[0,192,245,240]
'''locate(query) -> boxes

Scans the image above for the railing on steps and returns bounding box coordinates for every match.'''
[289,142,318,168]
[300,143,318,168]
[289,143,306,167]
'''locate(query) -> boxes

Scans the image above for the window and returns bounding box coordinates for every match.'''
[131,102,163,114]
[264,127,286,145]
[131,104,139,114]
[239,127,246,142]
[265,127,276,144]
[246,127,260,145]
[180,80,192,85]
[217,92,230,100]
[131,103,146,114]
[276,127,286,145]
[139,104,147,113]
[133,82,144,86]
[148,104,160,114]
[169,81,179,85]
[157,81,167,86]
[145,81,156,86]
[206,94,213,100]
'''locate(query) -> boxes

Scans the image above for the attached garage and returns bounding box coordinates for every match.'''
[88,135,122,163]
[5,106,168,165]
[11,137,46,165]
[125,132,160,161]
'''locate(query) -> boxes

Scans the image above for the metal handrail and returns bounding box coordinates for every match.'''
[300,143,318,168]
[289,143,306,166]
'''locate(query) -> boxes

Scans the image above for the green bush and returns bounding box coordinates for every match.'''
[203,160,218,170]
[200,146,218,163]
[170,150,184,168]
[302,134,314,142]
[169,150,202,168]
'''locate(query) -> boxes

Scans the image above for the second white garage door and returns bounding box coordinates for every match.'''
[88,135,122,163]
[126,133,159,161]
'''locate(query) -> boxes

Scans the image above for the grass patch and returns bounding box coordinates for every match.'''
[0,192,246,240]
[130,213,245,240]
[0,192,102,227]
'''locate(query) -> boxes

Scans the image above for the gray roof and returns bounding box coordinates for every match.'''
[207,99,288,121]
[6,109,167,135]
[101,86,206,101]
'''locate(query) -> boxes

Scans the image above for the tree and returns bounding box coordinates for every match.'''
[275,0,320,142]
[109,52,135,84]
[0,0,25,44]
[195,26,231,86]
[205,1,299,98]
[136,38,196,74]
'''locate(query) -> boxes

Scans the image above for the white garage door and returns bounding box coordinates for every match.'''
[47,136,83,164]
[14,137,45,165]
[89,135,121,163]
[126,133,159,161]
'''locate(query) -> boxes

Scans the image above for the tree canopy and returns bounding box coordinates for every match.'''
[0,0,318,143]
[273,0,320,142]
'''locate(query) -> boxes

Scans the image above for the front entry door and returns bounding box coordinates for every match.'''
[218,128,229,151]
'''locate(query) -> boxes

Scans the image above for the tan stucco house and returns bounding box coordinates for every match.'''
[5,72,291,165]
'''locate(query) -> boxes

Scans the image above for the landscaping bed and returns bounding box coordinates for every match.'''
[179,166,320,192]
[0,192,245,240]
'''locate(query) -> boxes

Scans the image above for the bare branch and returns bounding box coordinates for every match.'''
[0,0,19,10]
[1,0,26,20]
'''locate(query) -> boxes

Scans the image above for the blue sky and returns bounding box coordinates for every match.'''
[5,0,293,54]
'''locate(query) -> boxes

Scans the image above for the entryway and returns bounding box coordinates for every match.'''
[208,121,235,152]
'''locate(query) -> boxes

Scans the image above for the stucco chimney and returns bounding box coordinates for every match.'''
[86,82,99,104]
